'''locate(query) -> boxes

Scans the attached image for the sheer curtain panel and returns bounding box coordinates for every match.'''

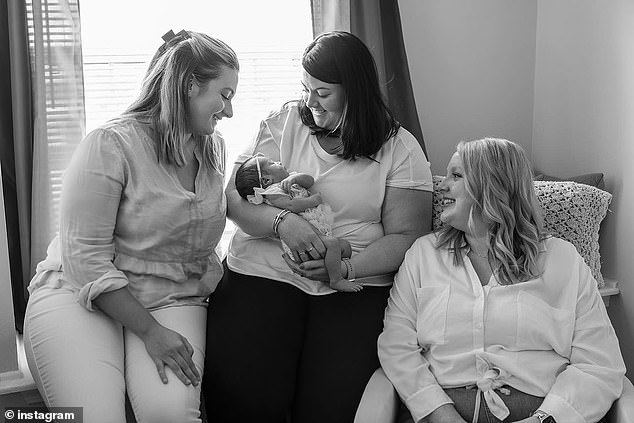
[311,0,350,35]
[27,0,85,274]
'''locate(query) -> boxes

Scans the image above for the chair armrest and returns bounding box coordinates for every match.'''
[607,376,634,423]
[354,367,399,423]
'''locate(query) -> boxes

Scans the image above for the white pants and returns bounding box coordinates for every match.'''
[24,286,206,423]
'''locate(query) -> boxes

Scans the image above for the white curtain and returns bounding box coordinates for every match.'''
[27,0,85,275]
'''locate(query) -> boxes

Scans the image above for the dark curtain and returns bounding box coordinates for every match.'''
[1,0,85,332]
[350,0,427,155]
[0,1,31,333]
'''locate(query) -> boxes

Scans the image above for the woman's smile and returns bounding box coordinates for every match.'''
[441,197,456,207]
[301,70,345,131]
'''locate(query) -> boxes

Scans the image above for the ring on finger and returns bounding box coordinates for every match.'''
[305,247,314,253]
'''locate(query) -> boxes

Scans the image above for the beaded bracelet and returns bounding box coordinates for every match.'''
[342,258,355,282]
[273,209,292,237]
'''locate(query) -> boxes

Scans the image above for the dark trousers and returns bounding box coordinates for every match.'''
[202,264,391,423]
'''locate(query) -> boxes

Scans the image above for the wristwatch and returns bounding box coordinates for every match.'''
[532,410,555,423]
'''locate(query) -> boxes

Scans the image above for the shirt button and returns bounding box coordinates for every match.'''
[476,323,483,329]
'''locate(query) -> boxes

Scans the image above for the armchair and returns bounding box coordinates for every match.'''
[354,368,634,423]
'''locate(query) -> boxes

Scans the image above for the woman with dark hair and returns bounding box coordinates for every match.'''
[203,31,433,422]
[379,138,625,423]
[297,30,400,160]
[24,30,238,423]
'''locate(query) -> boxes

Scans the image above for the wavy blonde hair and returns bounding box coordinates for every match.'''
[436,138,544,284]
[123,31,239,172]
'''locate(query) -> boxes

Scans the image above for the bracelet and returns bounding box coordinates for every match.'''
[531,411,555,423]
[273,209,292,237]
[342,258,355,282]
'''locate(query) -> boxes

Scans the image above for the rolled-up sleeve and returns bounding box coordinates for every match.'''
[378,241,452,422]
[540,255,626,423]
[59,129,129,310]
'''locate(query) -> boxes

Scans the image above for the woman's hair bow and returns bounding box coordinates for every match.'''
[247,187,266,205]
[158,29,191,54]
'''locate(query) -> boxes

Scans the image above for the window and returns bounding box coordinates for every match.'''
[80,0,313,253]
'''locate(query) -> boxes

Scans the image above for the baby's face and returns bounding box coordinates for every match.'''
[259,158,289,183]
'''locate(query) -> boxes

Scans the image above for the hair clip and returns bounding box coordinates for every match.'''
[158,29,191,54]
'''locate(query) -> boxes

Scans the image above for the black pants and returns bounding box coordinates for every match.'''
[202,263,391,423]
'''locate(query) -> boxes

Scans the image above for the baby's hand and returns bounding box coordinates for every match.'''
[273,192,322,213]
[281,172,314,192]
[280,174,299,192]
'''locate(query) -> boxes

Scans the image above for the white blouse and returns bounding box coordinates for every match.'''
[29,118,226,311]
[378,235,625,423]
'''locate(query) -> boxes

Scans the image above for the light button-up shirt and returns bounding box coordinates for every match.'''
[29,118,226,310]
[379,235,625,423]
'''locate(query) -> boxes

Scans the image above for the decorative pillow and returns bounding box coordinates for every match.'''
[431,176,445,232]
[534,172,605,191]
[431,177,611,287]
[534,181,611,287]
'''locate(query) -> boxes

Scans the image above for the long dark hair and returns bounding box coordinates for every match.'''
[299,31,399,160]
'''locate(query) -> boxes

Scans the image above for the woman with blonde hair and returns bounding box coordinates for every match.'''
[379,138,625,423]
[24,30,238,423]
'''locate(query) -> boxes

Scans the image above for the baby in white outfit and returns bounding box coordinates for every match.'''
[235,154,362,292]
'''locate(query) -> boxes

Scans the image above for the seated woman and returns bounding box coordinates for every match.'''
[203,31,433,423]
[23,30,238,423]
[378,138,626,423]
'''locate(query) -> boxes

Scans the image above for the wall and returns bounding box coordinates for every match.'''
[398,0,537,175]
[532,0,634,372]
